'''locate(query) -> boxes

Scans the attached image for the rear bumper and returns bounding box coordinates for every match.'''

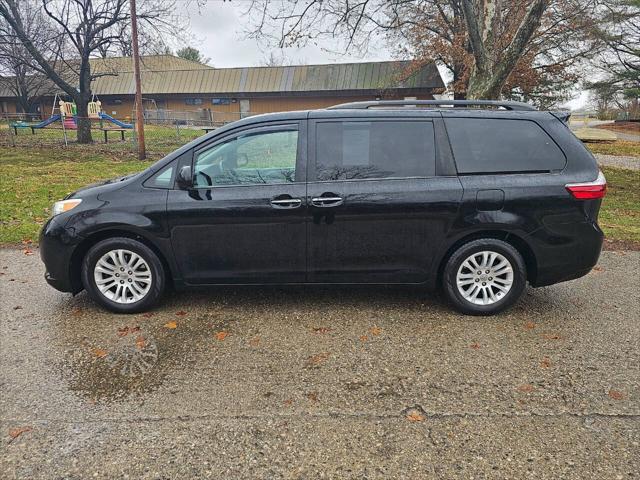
[529,220,603,287]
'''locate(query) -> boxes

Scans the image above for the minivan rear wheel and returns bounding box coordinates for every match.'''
[81,237,165,313]
[442,239,526,316]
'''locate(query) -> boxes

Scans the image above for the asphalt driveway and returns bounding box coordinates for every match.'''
[1,248,638,479]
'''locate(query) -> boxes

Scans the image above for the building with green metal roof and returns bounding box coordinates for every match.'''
[1,54,444,122]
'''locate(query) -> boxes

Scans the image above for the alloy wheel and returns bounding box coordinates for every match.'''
[93,249,152,304]
[455,251,514,305]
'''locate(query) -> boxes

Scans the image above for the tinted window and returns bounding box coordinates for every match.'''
[194,129,298,187]
[445,118,565,173]
[315,121,435,181]
[144,165,174,189]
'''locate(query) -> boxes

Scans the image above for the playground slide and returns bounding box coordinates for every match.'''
[31,114,62,129]
[98,112,133,129]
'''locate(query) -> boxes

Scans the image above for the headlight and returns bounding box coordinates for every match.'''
[52,199,82,216]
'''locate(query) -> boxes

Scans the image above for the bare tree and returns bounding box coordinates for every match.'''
[259,51,306,66]
[0,0,184,143]
[0,0,56,117]
[244,0,602,103]
[587,0,639,113]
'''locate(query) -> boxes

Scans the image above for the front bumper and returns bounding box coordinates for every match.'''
[39,216,82,293]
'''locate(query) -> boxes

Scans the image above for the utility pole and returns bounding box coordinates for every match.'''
[130,0,146,160]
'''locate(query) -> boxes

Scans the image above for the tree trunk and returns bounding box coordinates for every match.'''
[17,96,31,116]
[461,0,549,100]
[466,71,504,99]
[74,96,93,144]
[75,58,93,144]
[452,64,467,100]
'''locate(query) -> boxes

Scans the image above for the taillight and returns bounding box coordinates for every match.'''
[565,171,607,199]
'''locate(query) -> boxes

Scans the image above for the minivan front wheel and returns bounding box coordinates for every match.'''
[81,237,165,313]
[442,239,526,316]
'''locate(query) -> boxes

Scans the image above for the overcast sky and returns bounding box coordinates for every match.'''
[186,2,392,67]
[186,2,587,109]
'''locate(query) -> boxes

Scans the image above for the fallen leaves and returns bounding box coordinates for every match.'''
[608,389,624,400]
[117,325,140,337]
[370,325,382,336]
[22,249,34,256]
[135,336,147,350]
[592,266,603,273]
[524,321,536,330]
[405,411,425,422]
[312,326,332,334]
[92,348,108,359]
[214,331,229,341]
[469,342,481,349]
[141,312,155,318]
[517,384,535,393]
[540,357,552,368]
[542,333,562,341]
[306,391,319,402]
[306,352,330,367]
[13,305,22,310]
[163,320,178,329]
[175,310,187,317]
[8,426,32,442]
[249,336,260,347]
[359,335,368,342]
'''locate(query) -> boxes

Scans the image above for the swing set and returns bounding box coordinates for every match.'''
[9,93,133,139]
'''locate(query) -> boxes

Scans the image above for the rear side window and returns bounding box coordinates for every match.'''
[315,121,435,181]
[444,118,565,174]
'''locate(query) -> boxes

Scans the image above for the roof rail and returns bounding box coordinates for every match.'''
[327,100,537,111]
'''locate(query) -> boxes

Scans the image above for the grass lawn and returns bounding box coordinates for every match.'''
[0,147,638,247]
[0,148,153,244]
[599,166,640,246]
[586,140,640,158]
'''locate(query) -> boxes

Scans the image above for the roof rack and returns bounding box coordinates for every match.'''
[327,100,537,111]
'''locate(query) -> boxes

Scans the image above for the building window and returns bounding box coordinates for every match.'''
[212,98,231,105]
[185,98,203,105]
[106,99,123,105]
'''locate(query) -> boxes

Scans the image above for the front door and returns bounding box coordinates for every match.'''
[167,122,307,284]
[306,117,463,283]
[240,99,251,119]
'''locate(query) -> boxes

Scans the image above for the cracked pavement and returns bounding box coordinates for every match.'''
[1,248,638,479]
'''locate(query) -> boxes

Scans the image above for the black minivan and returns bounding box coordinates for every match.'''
[40,100,606,315]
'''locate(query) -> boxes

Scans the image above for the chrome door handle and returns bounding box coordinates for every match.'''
[311,196,344,207]
[270,198,302,209]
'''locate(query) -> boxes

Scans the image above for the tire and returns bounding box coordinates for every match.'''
[81,237,165,313]
[442,238,526,316]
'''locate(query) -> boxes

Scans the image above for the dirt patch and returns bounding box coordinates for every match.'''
[603,237,640,251]
[597,122,640,134]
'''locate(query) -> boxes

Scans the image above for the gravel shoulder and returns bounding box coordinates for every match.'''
[595,153,639,170]
[1,249,638,478]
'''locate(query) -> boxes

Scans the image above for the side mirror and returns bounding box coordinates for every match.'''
[176,165,193,190]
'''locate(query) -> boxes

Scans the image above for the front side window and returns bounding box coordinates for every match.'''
[144,165,174,189]
[315,121,436,181]
[194,129,298,187]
